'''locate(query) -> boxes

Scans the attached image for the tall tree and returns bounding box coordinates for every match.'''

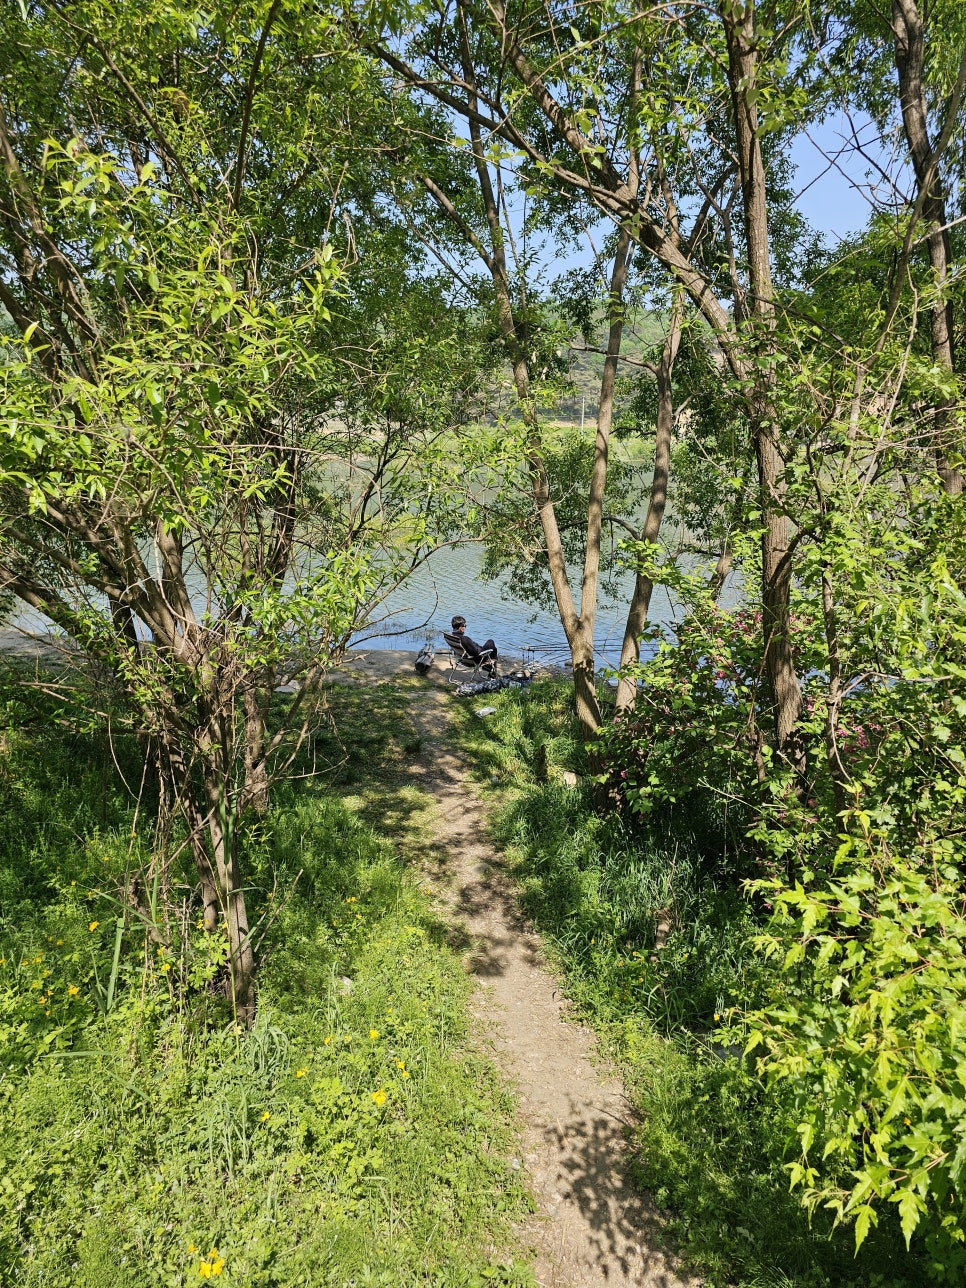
[361,0,815,767]
[0,0,489,1017]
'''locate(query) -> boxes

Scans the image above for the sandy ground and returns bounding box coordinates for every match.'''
[0,635,528,685]
[332,646,536,685]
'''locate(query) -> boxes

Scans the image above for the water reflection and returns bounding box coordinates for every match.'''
[8,540,718,671]
[355,543,677,667]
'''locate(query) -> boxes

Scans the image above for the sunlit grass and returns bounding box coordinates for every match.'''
[449,679,928,1288]
[0,678,534,1288]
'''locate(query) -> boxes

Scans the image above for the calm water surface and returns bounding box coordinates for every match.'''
[354,542,680,667]
[9,541,707,669]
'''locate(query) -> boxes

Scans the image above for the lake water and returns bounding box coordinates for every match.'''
[353,542,680,668]
[7,539,705,670]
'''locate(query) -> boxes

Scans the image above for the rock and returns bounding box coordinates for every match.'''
[475,706,497,717]
[561,770,578,788]
[336,975,354,995]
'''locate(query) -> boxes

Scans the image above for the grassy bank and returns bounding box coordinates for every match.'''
[450,678,929,1288]
[0,678,532,1287]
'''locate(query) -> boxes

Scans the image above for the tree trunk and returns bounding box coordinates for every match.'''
[157,693,256,1020]
[570,223,636,734]
[614,289,684,713]
[892,0,963,497]
[157,728,220,930]
[709,542,733,600]
[451,26,649,743]
[202,732,256,1025]
[723,0,805,777]
[820,570,851,822]
[243,677,271,815]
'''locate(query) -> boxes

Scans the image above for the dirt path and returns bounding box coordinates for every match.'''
[407,684,697,1288]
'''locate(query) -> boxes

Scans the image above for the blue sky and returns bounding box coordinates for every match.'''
[527,111,900,282]
[790,112,902,242]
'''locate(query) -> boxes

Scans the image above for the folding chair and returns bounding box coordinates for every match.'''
[442,631,498,683]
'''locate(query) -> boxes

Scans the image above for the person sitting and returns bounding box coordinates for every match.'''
[446,615,498,675]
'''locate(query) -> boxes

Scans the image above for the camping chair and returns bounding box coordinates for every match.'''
[442,631,498,683]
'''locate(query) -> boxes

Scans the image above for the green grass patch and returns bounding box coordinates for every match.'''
[0,679,534,1287]
[449,679,930,1288]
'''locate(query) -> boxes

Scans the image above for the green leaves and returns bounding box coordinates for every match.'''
[750,812,966,1264]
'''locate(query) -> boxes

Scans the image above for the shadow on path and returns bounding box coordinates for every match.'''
[407,688,698,1288]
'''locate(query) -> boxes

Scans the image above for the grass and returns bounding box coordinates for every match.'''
[448,677,932,1288]
[0,677,534,1288]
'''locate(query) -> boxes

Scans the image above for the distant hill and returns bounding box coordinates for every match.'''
[555,309,667,425]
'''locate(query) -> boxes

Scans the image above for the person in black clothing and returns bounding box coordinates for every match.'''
[450,615,498,675]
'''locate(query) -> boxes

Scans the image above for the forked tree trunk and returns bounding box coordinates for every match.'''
[451,27,643,743]
[566,223,635,738]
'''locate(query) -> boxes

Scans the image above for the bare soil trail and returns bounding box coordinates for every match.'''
[404,678,698,1288]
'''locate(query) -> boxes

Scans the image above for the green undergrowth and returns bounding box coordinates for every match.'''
[0,679,533,1287]
[449,678,929,1288]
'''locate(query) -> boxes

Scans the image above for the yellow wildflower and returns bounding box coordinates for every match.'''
[160,962,171,972]
[56,939,64,946]
[396,1060,406,1070]
[187,1244,198,1255]
[295,1068,307,1078]
[260,1111,270,1122]
[324,1035,332,1045]
[371,1088,387,1106]
[67,985,79,997]
[198,1252,225,1277]
[88,921,99,932]
[369,1029,379,1040]
[38,996,47,1005]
